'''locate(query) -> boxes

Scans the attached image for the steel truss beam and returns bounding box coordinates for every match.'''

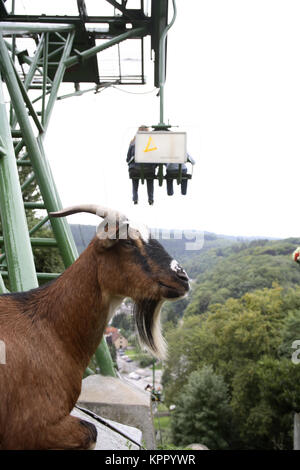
[0,24,146,377]
[0,2,171,376]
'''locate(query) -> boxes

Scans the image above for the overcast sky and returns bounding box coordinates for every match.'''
[7,1,300,238]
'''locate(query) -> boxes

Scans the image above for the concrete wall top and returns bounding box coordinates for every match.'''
[78,375,149,406]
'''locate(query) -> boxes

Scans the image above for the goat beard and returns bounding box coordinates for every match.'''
[133,298,167,360]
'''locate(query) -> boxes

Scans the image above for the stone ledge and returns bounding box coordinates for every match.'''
[71,407,142,450]
[77,374,156,449]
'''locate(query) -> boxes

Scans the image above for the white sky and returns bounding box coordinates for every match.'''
[6,1,300,238]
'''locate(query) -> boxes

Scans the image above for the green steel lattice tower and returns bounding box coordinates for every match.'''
[0,0,170,376]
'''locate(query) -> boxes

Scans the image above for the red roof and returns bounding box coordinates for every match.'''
[105,326,118,335]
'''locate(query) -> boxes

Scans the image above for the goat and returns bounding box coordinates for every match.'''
[0,204,189,450]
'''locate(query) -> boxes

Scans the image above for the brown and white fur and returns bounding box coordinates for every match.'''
[0,204,189,449]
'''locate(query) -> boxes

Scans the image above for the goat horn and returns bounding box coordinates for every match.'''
[49,204,127,221]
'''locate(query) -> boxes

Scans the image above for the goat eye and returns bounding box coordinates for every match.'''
[122,239,133,247]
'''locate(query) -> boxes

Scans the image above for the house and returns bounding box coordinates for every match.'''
[105,326,128,350]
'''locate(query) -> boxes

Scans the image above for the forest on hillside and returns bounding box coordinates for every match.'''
[110,231,300,449]
[159,235,300,449]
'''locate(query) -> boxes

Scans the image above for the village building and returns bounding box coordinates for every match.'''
[105,326,128,350]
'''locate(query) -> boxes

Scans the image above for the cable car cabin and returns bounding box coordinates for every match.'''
[128,131,194,191]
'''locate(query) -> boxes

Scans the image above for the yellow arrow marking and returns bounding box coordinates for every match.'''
[144,136,158,153]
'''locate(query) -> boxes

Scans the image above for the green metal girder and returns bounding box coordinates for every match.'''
[0,76,38,292]
[0,271,60,281]
[29,215,49,236]
[151,0,169,89]
[0,24,129,377]
[95,340,117,377]
[64,26,147,68]
[0,6,171,376]
[0,274,7,293]
[0,22,75,34]
[0,237,57,247]
[158,0,177,126]
[0,32,78,268]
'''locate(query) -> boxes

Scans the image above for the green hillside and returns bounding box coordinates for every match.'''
[160,236,300,450]
[70,224,300,320]
[184,238,300,317]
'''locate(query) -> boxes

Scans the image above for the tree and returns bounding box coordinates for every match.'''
[163,285,300,449]
[161,296,190,326]
[111,311,134,336]
[170,366,232,449]
[231,357,300,449]
[163,285,287,403]
[29,215,65,278]
[162,314,210,404]
[279,309,300,359]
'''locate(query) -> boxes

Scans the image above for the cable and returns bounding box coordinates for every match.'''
[111,85,157,95]
[74,404,145,449]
